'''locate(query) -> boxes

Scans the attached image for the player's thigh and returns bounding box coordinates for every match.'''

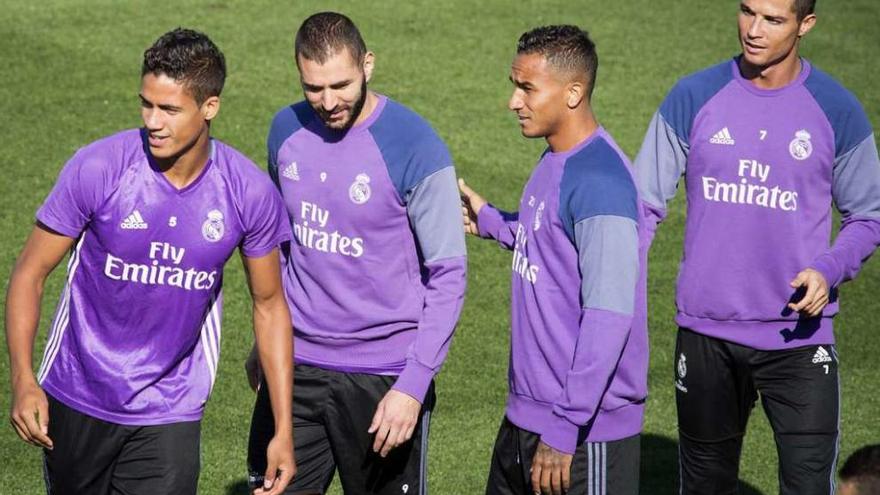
[248,365,336,494]
[326,372,434,495]
[569,434,640,495]
[754,345,839,495]
[675,328,756,440]
[109,420,200,495]
[43,394,128,495]
[485,417,535,495]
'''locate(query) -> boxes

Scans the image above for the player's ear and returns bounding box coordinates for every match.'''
[363,51,375,83]
[201,96,221,121]
[566,81,586,109]
[797,13,817,37]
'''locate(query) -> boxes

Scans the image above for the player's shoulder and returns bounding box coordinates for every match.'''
[70,128,145,176]
[561,132,638,222]
[803,61,872,154]
[212,139,277,193]
[268,101,315,150]
[369,96,448,151]
[663,59,735,110]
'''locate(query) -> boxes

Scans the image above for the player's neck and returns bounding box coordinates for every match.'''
[350,90,379,128]
[155,128,212,189]
[740,49,803,90]
[546,109,599,154]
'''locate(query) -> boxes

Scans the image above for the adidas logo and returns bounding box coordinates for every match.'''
[812,346,832,364]
[710,127,736,145]
[282,162,300,181]
[120,210,148,230]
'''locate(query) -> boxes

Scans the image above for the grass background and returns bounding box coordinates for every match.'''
[1,1,878,493]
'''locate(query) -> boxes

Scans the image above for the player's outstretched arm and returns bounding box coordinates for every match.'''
[459,178,519,248]
[242,249,295,495]
[6,224,75,450]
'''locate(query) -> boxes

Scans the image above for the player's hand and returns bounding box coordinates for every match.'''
[368,389,421,458]
[788,268,830,317]
[530,441,572,495]
[459,178,487,236]
[253,432,295,495]
[9,378,53,450]
[245,344,262,392]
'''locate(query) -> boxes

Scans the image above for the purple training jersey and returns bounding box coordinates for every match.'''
[36,128,290,425]
[267,95,467,402]
[635,58,880,350]
[478,128,648,452]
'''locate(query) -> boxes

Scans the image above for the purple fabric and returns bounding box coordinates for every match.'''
[35,129,290,425]
[637,59,880,350]
[271,95,466,402]
[482,129,648,449]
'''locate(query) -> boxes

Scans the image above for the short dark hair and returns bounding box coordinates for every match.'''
[517,25,598,97]
[840,444,880,494]
[295,12,367,66]
[793,0,817,21]
[141,28,226,104]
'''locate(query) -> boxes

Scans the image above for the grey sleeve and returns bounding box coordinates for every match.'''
[833,133,880,218]
[633,111,689,211]
[575,215,639,315]
[405,166,467,262]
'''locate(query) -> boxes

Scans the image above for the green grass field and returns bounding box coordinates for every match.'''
[1,1,878,493]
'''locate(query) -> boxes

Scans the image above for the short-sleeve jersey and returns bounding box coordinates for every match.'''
[36,128,290,425]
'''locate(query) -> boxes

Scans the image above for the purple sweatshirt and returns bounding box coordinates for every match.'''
[635,58,880,350]
[35,129,290,425]
[268,95,467,402]
[478,128,648,453]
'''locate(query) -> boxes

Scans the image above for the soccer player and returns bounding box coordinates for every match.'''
[838,445,880,495]
[6,29,295,495]
[245,11,467,495]
[633,0,880,493]
[459,26,648,495]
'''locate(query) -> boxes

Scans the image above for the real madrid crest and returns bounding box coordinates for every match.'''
[533,201,545,231]
[202,209,225,242]
[789,129,812,161]
[349,173,371,204]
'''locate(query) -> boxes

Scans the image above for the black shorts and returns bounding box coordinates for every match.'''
[43,394,201,495]
[485,417,640,495]
[674,327,839,495]
[248,364,435,495]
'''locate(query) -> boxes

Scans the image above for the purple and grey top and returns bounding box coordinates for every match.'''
[36,128,291,425]
[478,128,648,452]
[268,95,467,402]
[634,57,880,350]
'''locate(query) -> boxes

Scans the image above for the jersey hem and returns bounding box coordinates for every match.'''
[506,393,644,444]
[43,382,204,426]
[675,313,835,350]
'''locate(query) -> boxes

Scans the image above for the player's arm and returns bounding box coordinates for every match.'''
[368,166,468,457]
[6,224,76,449]
[242,249,295,495]
[792,130,880,316]
[459,178,519,249]
[633,93,691,247]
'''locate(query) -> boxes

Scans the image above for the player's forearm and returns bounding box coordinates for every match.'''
[544,309,633,453]
[253,297,294,434]
[5,264,45,386]
[810,216,880,288]
[393,256,467,401]
[477,205,519,249]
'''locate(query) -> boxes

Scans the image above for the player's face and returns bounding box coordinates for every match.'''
[508,53,568,139]
[140,73,217,161]
[738,0,816,69]
[298,49,373,131]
